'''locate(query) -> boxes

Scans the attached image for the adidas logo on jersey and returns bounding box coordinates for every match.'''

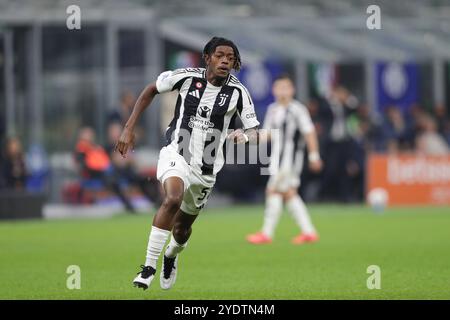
[188,89,200,99]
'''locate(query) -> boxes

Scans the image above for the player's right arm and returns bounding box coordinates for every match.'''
[115,69,191,157]
[228,83,260,144]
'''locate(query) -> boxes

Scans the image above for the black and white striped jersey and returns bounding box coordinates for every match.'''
[156,67,260,176]
[263,100,314,175]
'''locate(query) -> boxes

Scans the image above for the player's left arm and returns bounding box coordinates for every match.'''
[304,131,322,172]
[297,106,323,172]
[228,126,259,144]
[242,126,259,144]
[228,87,260,144]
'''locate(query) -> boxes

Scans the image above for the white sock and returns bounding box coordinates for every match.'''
[145,226,171,268]
[287,195,316,235]
[165,235,187,258]
[261,194,283,238]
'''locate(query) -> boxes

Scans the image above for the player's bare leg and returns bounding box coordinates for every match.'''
[247,188,284,244]
[160,209,197,289]
[284,188,319,244]
[133,177,184,290]
[152,177,185,229]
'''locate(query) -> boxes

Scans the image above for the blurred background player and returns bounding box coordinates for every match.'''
[247,75,322,245]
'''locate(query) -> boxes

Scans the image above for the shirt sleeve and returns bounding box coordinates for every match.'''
[155,69,189,94]
[296,103,315,135]
[237,86,260,130]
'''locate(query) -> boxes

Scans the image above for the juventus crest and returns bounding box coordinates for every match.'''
[218,93,229,107]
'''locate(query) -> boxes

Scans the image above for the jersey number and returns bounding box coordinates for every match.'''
[197,187,210,201]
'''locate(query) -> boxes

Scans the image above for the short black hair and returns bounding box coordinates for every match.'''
[273,73,293,83]
[203,36,242,71]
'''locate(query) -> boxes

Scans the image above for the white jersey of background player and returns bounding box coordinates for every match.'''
[247,75,322,245]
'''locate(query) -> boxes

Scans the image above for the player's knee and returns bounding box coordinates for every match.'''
[161,194,183,213]
[284,189,297,201]
[173,224,191,242]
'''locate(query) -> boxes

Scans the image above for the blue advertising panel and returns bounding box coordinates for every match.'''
[237,60,285,121]
[376,62,418,113]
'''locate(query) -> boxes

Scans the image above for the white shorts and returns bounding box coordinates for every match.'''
[156,146,215,215]
[266,170,300,193]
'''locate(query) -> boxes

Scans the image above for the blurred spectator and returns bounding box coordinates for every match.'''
[405,104,424,144]
[108,90,136,125]
[434,104,447,137]
[318,85,359,202]
[108,90,145,145]
[344,105,375,201]
[285,88,449,203]
[105,123,163,206]
[360,104,386,152]
[306,98,327,150]
[74,127,135,212]
[382,105,415,153]
[25,144,50,193]
[415,114,449,155]
[300,99,324,202]
[1,137,28,190]
[444,119,450,146]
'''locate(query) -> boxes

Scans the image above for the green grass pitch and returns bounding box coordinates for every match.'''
[1,204,450,299]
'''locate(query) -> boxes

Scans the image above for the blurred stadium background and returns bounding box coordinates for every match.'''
[1,0,449,218]
[0,0,450,299]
